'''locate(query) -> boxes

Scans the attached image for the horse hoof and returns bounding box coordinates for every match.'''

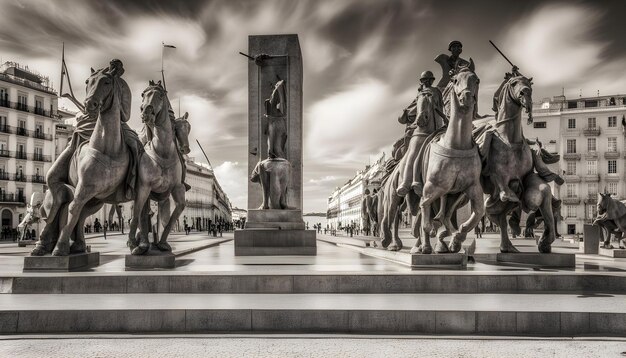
[156,242,172,252]
[381,237,392,248]
[70,241,87,254]
[410,246,422,254]
[30,244,49,256]
[500,245,520,253]
[449,241,462,253]
[52,246,70,257]
[131,245,149,256]
[435,240,450,253]
[538,241,552,253]
[421,245,433,255]
[499,191,519,203]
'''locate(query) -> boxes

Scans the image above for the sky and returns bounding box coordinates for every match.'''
[0,0,624,213]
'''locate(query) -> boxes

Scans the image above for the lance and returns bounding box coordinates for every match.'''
[489,40,516,68]
[238,52,254,60]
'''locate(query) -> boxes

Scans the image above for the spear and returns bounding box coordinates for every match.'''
[489,40,516,68]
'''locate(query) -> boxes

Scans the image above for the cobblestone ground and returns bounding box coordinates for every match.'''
[1,336,625,358]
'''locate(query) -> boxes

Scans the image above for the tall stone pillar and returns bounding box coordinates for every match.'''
[234,34,316,256]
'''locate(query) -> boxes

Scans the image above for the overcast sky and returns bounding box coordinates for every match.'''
[1,0,624,213]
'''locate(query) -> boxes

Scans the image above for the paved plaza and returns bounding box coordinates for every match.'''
[1,335,625,358]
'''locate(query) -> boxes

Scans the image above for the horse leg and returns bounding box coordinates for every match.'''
[537,188,555,254]
[420,181,446,255]
[52,182,93,256]
[381,193,397,249]
[410,211,422,254]
[435,194,465,253]
[449,184,485,253]
[129,184,151,255]
[493,173,519,203]
[433,195,446,230]
[388,200,404,251]
[157,190,185,252]
[70,200,104,253]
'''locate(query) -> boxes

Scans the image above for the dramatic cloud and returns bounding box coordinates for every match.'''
[0,0,622,212]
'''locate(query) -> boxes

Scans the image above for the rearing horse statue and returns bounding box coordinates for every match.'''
[128,81,190,255]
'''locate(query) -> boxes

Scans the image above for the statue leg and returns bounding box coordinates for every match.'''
[52,181,94,256]
[388,200,404,251]
[70,200,103,254]
[523,174,555,253]
[129,183,152,255]
[420,181,447,255]
[258,165,270,210]
[449,184,485,253]
[436,194,466,253]
[396,137,419,197]
[157,185,185,252]
[380,190,396,249]
[410,211,422,254]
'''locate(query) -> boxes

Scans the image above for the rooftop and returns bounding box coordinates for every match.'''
[0,61,56,95]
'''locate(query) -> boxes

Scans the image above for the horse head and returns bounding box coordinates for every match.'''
[140,80,166,127]
[597,192,611,216]
[507,75,533,124]
[450,67,479,110]
[84,67,115,116]
[265,78,286,117]
[174,112,191,154]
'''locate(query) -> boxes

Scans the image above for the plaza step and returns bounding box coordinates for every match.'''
[0,292,624,336]
[2,271,626,294]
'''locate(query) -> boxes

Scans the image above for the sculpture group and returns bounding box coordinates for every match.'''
[372,41,565,255]
[30,60,191,257]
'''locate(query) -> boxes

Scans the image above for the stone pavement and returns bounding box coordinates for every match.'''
[0,335,625,358]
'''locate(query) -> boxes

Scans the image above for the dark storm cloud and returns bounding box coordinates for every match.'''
[0,0,623,211]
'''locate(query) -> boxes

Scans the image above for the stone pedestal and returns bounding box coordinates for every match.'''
[125,249,175,270]
[235,229,316,256]
[18,240,37,247]
[582,224,600,254]
[496,253,575,267]
[245,209,305,230]
[23,252,100,271]
[598,248,626,258]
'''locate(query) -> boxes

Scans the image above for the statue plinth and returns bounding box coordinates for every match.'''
[23,252,100,272]
[234,34,316,256]
[125,249,175,270]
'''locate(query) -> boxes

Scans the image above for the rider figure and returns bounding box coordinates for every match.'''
[396,70,445,197]
[434,40,473,91]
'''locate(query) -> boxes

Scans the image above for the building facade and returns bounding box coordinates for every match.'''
[0,62,65,231]
[183,159,232,230]
[526,93,626,235]
[327,154,386,230]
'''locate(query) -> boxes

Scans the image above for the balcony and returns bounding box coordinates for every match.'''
[605,173,620,182]
[605,151,620,159]
[29,175,46,184]
[0,100,57,118]
[584,174,600,182]
[585,193,598,204]
[562,196,580,205]
[563,174,581,183]
[30,153,51,162]
[13,151,27,160]
[583,126,601,136]
[0,172,11,181]
[563,153,581,161]
[0,149,10,158]
[13,173,26,182]
[15,126,27,137]
[0,193,26,204]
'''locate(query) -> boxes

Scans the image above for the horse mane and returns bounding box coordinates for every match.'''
[142,83,174,144]
[606,196,626,220]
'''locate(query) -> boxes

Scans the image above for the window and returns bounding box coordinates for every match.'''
[588,205,597,220]
[533,121,546,128]
[568,101,577,109]
[608,182,618,197]
[588,117,596,128]
[608,137,617,152]
[567,139,576,153]
[566,205,577,218]
[586,160,597,175]
[587,138,596,152]
[585,100,598,108]
[566,161,576,175]
[609,97,616,106]
[588,183,597,196]
[609,116,617,127]
[566,183,577,197]
[608,160,617,174]
[568,118,576,129]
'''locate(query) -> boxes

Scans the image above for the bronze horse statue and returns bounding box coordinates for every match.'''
[594,192,626,249]
[415,67,484,254]
[36,67,135,256]
[128,81,190,255]
[473,74,557,253]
